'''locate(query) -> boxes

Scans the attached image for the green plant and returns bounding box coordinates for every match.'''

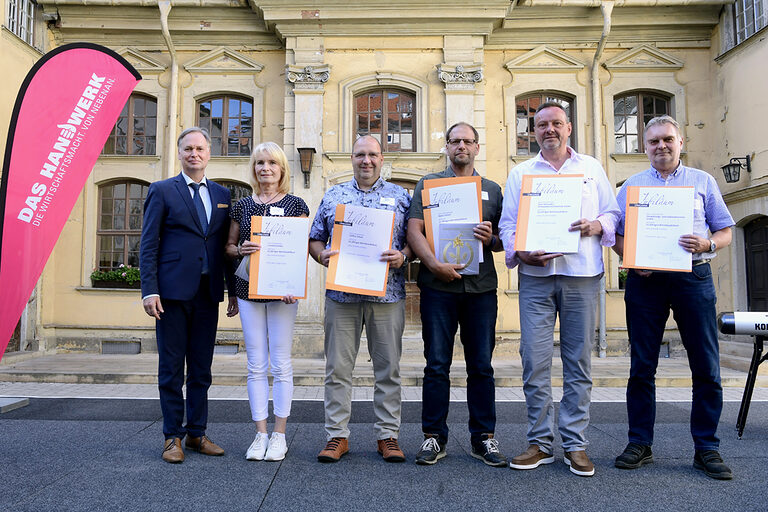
[618,268,628,289]
[90,264,141,285]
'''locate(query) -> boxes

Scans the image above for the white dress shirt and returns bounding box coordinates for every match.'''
[499,147,620,278]
[181,171,212,223]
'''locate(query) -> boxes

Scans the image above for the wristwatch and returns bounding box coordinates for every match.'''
[709,239,716,252]
[401,252,409,265]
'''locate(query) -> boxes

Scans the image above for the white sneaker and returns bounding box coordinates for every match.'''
[246,432,269,461]
[265,433,287,461]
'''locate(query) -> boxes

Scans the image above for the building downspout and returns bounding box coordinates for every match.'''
[159,1,178,179]
[592,1,613,358]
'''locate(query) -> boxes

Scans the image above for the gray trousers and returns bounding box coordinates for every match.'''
[518,273,600,452]
[323,298,404,440]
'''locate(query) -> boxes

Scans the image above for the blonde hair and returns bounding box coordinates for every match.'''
[248,142,291,195]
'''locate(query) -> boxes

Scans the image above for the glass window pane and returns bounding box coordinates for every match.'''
[401,112,412,132]
[114,184,125,198]
[101,186,113,200]
[146,100,157,116]
[370,114,381,132]
[199,101,211,118]
[615,135,626,153]
[388,113,400,133]
[100,215,112,230]
[624,95,638,115]
[134,98,145,116]
[642,96,653,114]
[115,137,127,155]
[241,101,252,117]
[357,114,368,131]
[211,138,222,155]
[356,95,368,112]
[147,138,156,155]
[228,98,240,117]
[627,135,639,153]
[211,118,222,139]
[655,97,668,114]
[626,116,638,134]
[102,137,115,154]
[100,236,113,251]
[115,118,127,137]
[129,214,142,230]
[614,114,626,133]
[211,98,223,117]
[134,118,145,136]
[370,93,382,113]
[613,97,625,116]
[228,142,239,155]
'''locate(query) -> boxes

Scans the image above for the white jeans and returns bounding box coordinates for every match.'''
[237,298,298,421]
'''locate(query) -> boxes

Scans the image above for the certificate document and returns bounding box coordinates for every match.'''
[248,216,310,299]
[326,204,395,297]
[438,222,479,275]
[514,174,583,253]
[622,186,694,272]
[422,176,483,262]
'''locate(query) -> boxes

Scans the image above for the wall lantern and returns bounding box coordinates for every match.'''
[721,155,751,183]
[297,147,316,188]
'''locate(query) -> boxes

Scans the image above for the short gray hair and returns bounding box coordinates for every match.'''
[644,115,680,137]
[177,127,211,149]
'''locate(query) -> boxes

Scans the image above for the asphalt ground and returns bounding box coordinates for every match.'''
[2,398,767,512]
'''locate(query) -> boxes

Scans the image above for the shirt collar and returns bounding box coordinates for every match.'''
[351,176,384,192]
[445,166,480,177]
[533,146,577,171]
[650,162,682,181]
[181,172,208,187]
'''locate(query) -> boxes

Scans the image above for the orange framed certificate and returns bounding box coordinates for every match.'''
[622,186,694,272]
[248,216,310,299]
[422,175,482,257]
[514,174,583,253]
[326,204,395,297]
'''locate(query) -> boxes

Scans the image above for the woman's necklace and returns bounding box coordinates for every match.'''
[255,191,280,204]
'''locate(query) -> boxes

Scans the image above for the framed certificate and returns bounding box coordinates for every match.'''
[248,216,310,299]
[326,204,395,297]
[514,174,583,253]
[422,175,482,261]
[622,186,694,272]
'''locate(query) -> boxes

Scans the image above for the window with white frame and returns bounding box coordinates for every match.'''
[734,0,767,44]
[6,0,36,46]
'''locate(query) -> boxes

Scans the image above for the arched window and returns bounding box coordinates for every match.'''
[614,92,670,153]
[516,93,575,155]
[102,94,157,155]
[197,95,253,156]
[97,180,149,270]
[355,89,415,152]
[213,180,252,206]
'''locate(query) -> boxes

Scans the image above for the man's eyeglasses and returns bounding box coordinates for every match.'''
[447,138,477,146]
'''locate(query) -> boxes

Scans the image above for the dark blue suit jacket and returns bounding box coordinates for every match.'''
[140,173,235,302]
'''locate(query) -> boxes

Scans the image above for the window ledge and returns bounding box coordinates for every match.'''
[510,155,535,164]
[75,286,141,293]
[98,155,161,162]
[324,152,444,163]
[609,153,648,163]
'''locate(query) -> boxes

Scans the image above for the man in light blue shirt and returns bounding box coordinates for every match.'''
[613,115,735,480]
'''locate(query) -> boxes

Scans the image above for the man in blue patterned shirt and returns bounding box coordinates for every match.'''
[309,135,413,463]
[613,116,735,480]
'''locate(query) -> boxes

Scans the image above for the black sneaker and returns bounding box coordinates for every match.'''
[693,450,733,480]
[471,433,507,467]
[415,436,446,465]
[615,443,653,469]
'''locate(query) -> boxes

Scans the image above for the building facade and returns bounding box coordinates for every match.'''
[2,0,767,361]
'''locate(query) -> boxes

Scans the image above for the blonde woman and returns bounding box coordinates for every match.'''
[226,142,309,461]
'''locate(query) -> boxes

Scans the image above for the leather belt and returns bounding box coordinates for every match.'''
[692,259,711,266]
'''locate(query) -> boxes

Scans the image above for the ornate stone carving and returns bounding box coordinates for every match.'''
[437,64,483,84]
[286,65,330,84]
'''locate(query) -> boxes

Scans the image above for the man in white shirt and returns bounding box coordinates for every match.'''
[499,102,619,477]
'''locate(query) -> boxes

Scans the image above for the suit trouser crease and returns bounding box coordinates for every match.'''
[421,287,497,446]
[323,298,404,440]
[519,273,598,452]
[156,277,219,439]
[624,265,722,451]
[238,298,298,421]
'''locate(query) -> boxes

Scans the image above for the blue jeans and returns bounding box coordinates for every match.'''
[420,286,497,445]
[624,264,722,451]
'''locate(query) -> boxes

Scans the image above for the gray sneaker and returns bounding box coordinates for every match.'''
[415,436,446,465]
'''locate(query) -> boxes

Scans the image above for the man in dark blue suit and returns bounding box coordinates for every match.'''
[140,127,237,463]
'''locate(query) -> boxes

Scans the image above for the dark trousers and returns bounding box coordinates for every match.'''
[420,286,497,445]
[624,264,722,451]
[156,276,219,439]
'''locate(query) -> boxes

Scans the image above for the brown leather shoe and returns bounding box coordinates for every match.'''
[509,444,554,470]
[564,450,595,477]
[162,438,184,464]
[377,438,405,463]
[185,435,225,456]
[317,437,349,463]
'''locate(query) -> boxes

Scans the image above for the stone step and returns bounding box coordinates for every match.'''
[720,340,759,359]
